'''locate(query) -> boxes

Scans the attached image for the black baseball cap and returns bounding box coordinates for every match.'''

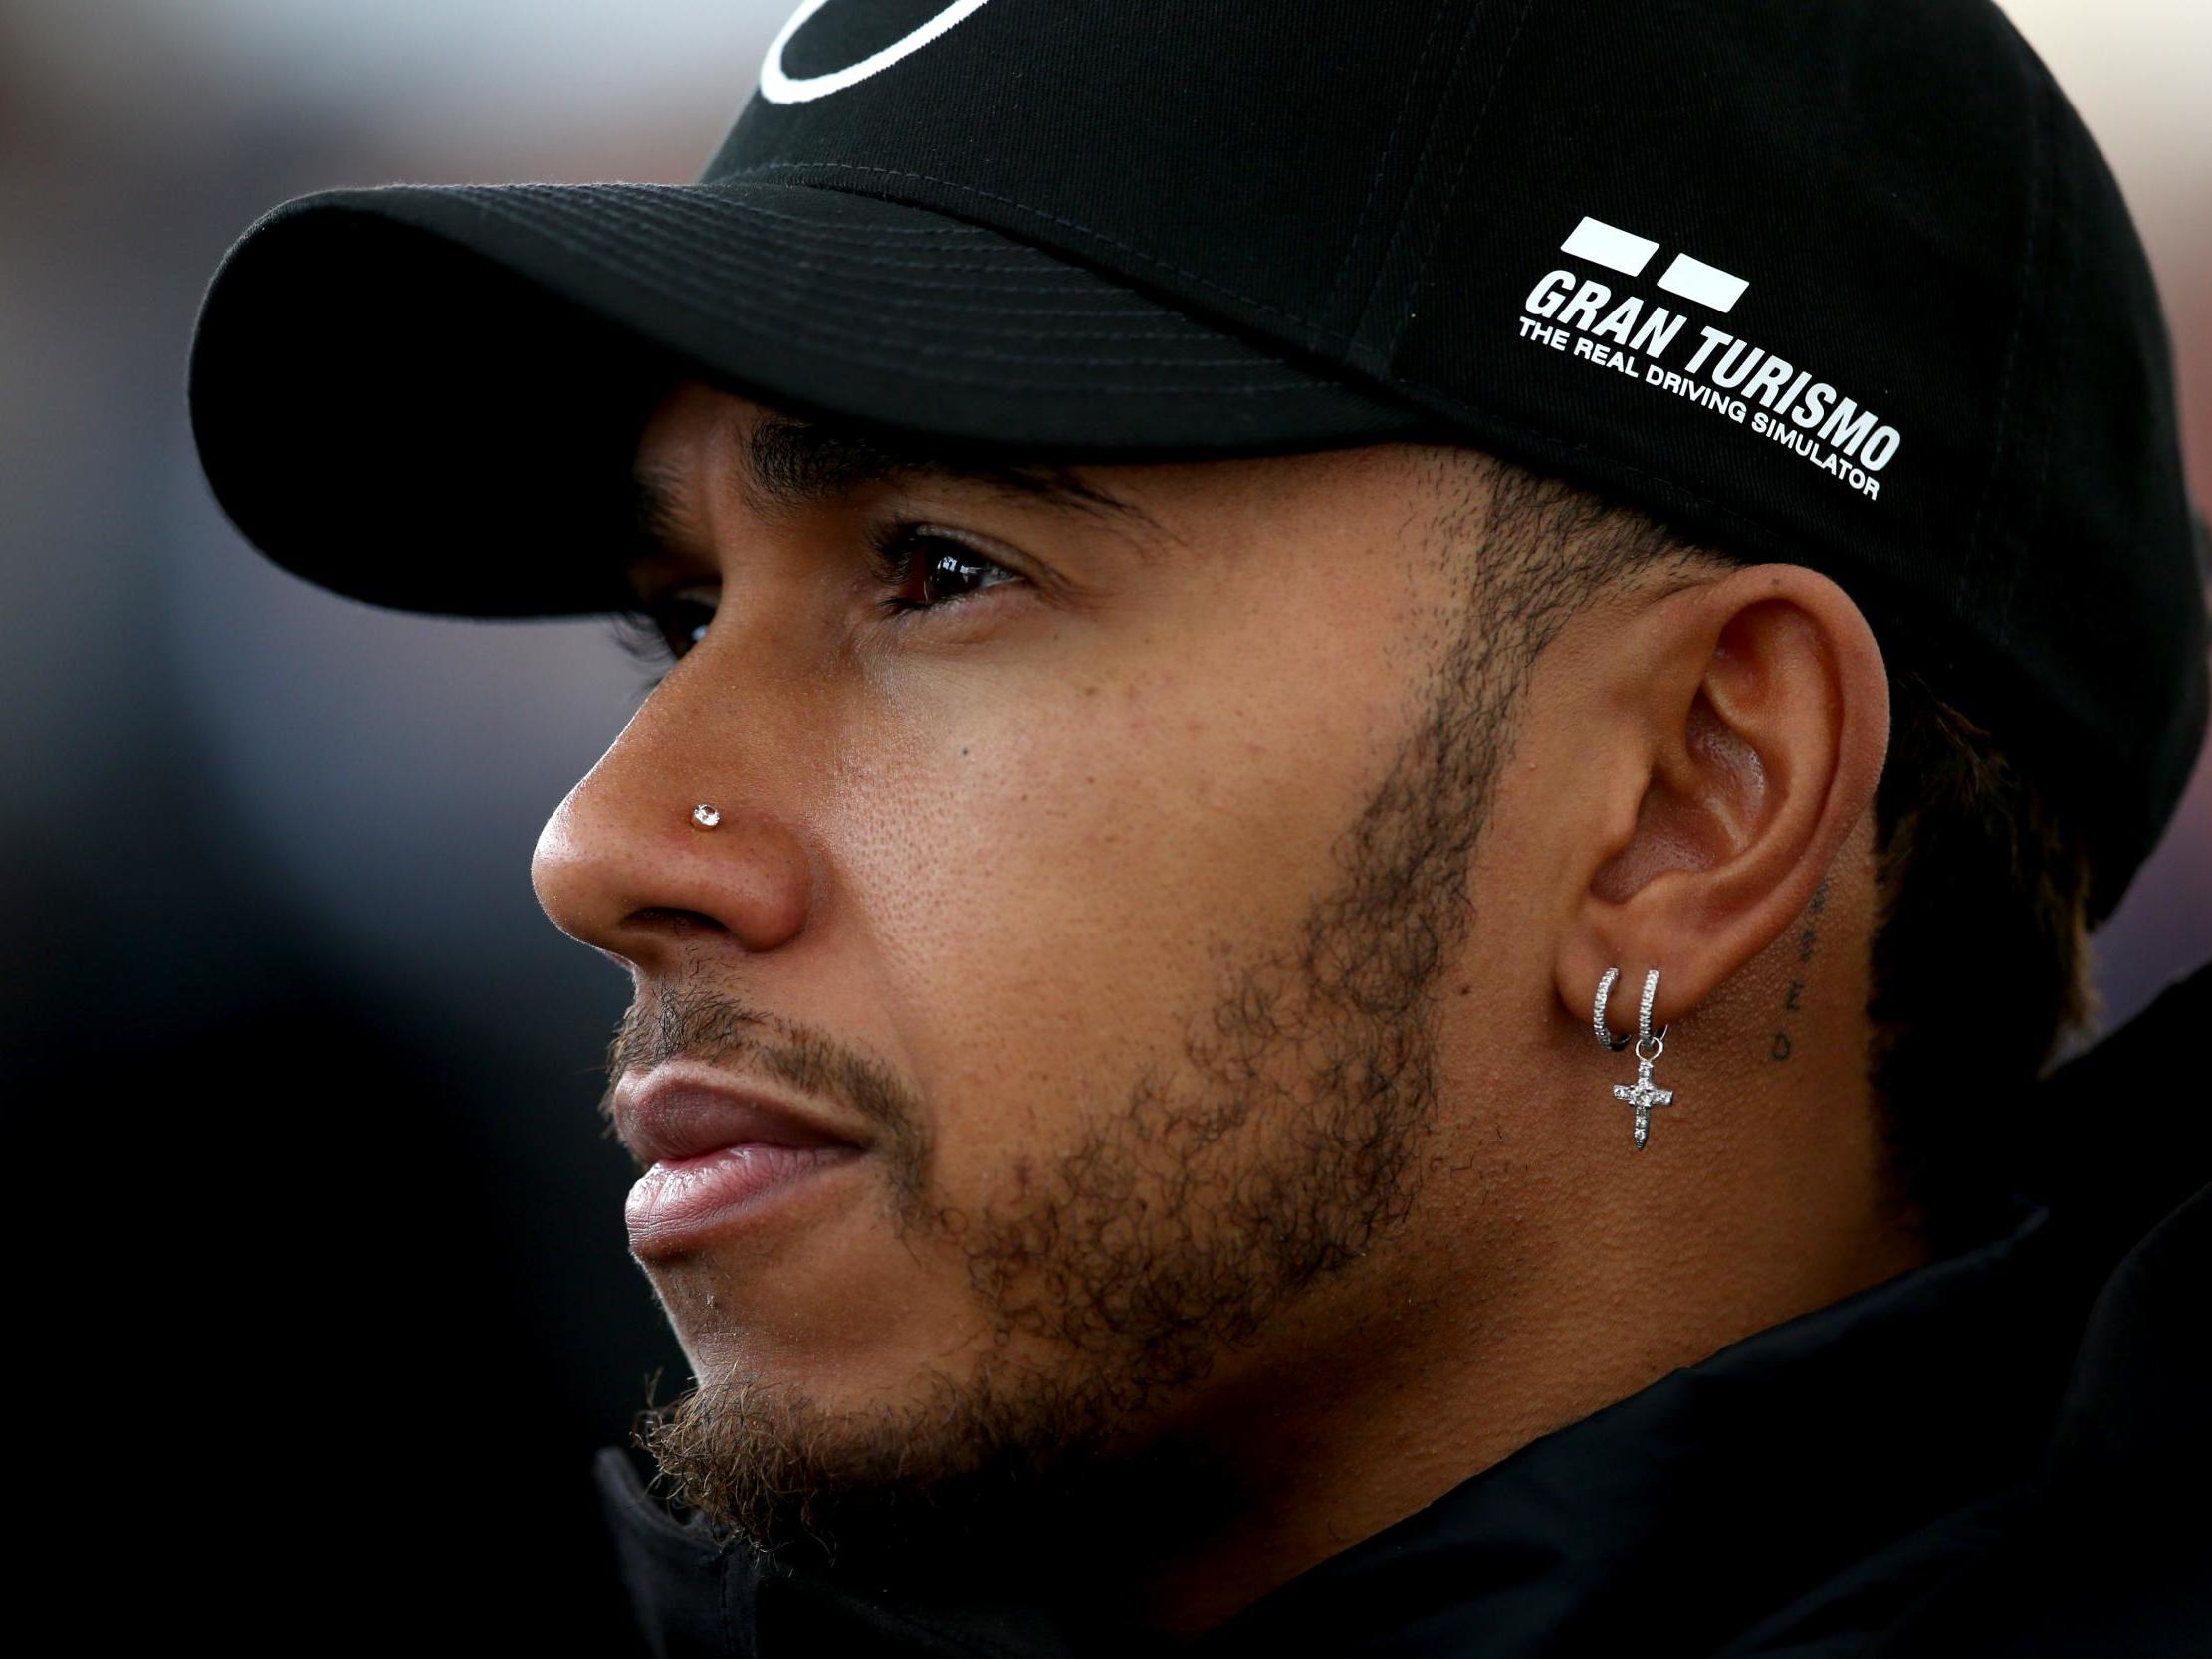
[187,0,2210,926]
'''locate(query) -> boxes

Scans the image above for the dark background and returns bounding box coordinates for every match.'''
[6,3,2206,1647]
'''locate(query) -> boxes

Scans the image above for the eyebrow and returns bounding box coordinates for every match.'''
[625,408,1167,576]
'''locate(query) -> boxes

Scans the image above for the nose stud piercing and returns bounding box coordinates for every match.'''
[1593,965,1676,1151]
[690,802,722,830]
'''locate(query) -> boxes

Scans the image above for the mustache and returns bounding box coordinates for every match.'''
[602,980,781,1099]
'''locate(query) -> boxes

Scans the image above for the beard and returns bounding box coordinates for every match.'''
[617,502,1527,1603]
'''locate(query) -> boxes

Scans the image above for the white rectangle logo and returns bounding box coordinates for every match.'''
[1656,252,1749,313]
[1559,216,1659,278]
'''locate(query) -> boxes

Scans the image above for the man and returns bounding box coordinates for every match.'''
[186,2,2208,1654]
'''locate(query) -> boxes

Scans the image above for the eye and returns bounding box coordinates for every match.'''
[606,522,1026,687]
[608,586,716,687]
[868,521,1026,622]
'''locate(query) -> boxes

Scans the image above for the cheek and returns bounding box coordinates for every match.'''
[822,614,1417,1176]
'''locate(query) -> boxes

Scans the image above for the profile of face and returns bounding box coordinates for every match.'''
[527,374,1889,1607]
[526,375,1526,1578]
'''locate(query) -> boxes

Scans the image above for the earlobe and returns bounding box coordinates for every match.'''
[1554,564,1887,1038]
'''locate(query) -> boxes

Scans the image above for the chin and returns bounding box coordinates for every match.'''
[650,1258,1004,1419]
[637,1329,1253,1600]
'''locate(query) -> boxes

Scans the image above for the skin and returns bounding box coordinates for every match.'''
[531,377,1925,1640]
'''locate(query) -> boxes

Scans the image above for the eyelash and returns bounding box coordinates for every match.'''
[607,520,1025,684]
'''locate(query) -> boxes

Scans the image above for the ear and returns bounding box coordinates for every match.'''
[1554,563,1889,1034]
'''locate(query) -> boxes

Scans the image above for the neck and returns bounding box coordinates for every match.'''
[1105,1028,1929,1641]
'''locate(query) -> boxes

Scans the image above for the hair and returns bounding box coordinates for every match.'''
[1432,447,2100,1258]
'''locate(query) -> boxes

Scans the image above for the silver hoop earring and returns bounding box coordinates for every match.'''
[1592,965,1632,1050]
[1597,965,1675,1151]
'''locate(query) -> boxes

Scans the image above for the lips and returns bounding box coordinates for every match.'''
[613,1063,870,1255]
[614,1067,867,1166]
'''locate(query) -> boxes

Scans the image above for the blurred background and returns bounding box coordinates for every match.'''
[4,1,2206,1647]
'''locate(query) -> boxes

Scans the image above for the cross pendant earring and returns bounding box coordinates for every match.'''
[1614,1041,1674,1150]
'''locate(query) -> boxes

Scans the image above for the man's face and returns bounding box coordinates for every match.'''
[531,379,1529,1577]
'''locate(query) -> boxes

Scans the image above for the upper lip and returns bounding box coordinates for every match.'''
[613,1062,869,1166]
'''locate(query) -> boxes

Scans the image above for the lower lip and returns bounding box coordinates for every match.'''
[625,1142,865,1255]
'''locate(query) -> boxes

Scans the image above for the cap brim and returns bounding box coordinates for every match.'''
[186,178,1443,617]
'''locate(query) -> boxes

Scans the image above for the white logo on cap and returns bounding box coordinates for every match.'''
[1519,215,1901,501]
[1560,216,1749,312]
[761,0,995,104]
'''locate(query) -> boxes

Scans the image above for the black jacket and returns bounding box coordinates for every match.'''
[596,963,2210,1657]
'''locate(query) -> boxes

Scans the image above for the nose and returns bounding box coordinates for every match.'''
[531,670,818,976]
